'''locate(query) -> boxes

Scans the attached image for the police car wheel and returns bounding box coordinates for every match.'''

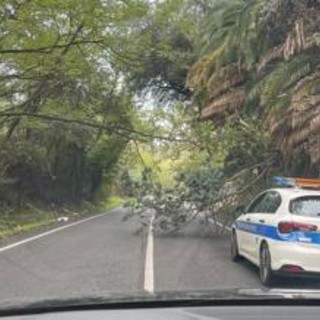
[259,243,275,286]
[231,231,241,262]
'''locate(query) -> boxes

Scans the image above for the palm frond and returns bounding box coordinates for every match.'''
[257,45,284,72]
[188,0,320,173]
[200,0,245,54]
[201,89,245,120]
[261,54,311,108]
[207,64,245,99]
[188,39,231,91]
[246,76,267,104]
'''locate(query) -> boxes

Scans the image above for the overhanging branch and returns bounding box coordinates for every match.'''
[0,39,105,55]
[0,112,195,144]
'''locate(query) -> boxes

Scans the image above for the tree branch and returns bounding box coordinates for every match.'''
[0,39,105,55]
[0,112,197,144]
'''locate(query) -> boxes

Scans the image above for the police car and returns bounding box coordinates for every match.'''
[231,177,320,286]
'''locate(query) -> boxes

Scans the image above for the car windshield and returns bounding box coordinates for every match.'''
[1,0,320,312]
[290,197,320,217]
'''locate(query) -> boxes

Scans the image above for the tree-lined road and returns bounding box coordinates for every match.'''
[0,208,318,308]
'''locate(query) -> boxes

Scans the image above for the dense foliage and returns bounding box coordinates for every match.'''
[189,0,320,177]
[0,0,148,208]
[123,0,320,231]
[2,0,320,233]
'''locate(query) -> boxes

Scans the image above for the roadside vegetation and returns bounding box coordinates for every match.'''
[122,0,320,232]
[1,0,320,236]
[0,197,123,240]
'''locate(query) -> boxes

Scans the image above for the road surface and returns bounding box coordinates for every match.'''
[0,208,318,307]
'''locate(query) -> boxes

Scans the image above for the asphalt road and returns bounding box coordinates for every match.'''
[0,208,318,308]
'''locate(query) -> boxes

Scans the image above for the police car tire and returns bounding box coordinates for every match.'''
[231,231,241,262]
[259,243,275,286]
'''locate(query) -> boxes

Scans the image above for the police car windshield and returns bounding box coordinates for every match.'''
[290,196,320,217]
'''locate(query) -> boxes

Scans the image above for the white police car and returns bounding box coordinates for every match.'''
[231,177,320,286]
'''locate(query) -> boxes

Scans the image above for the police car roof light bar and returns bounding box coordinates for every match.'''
[272,176,320,189]
[272,176,295,187]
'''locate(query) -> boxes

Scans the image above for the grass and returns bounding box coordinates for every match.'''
[98,196,124,211]
[0,197,124,240]
[79,196,124,215]
[0,210,56,239]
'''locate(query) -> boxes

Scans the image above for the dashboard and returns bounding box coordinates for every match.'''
[3,306,320,320]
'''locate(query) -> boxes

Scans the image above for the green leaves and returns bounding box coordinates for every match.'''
[260,54,312,109]
[186,0,320,176]
[0,0,156,208]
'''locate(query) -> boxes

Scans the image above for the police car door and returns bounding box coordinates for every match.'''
[238,192,268,257]
[246,191,282,261]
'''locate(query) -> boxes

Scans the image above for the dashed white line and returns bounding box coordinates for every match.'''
[144,214,155,293]
[0,210,116,254]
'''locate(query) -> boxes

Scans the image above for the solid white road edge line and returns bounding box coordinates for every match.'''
[144,214,155,294]
[0,209,118,254]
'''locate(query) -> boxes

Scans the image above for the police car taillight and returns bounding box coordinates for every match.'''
[278,221,318,234]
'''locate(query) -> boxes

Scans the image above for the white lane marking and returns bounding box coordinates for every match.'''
[208,218,232,232]
[198,212,232,232]
[216,221,232,232]
[0,210,117,254]
[144,214,154,294]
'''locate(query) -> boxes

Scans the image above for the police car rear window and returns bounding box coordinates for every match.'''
[290,196,320,217]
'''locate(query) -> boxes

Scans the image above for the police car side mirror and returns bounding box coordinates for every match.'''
[235,205,245,215]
